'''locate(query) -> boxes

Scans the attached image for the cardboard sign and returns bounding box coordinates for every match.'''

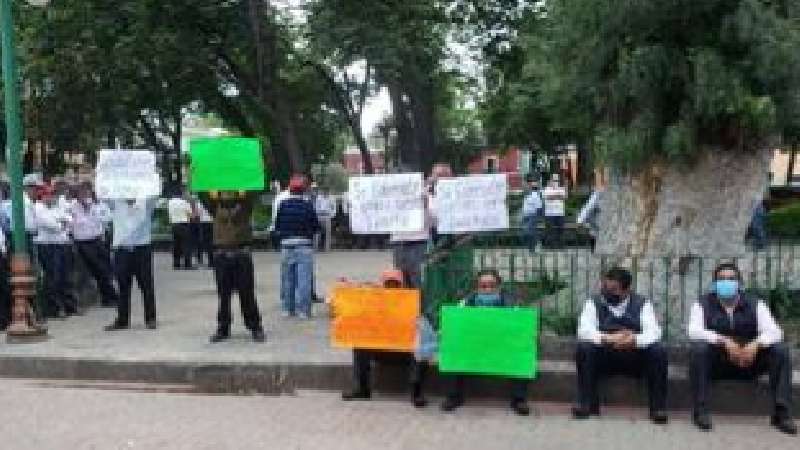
[435,175,509,233]
[190,137,266,192]
[95,150,160,199]
[438,306,539,378]
[348,174,424,234]
[331,287,420,351]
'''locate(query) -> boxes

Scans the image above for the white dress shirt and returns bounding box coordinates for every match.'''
[543,185,567,217]
[687,300,782,347]
[577,296,662,348]
[4,193,38,233]
[32,202,72,244]
[70,201,112,241]
[112,199,155,248]
[522,190,543,217]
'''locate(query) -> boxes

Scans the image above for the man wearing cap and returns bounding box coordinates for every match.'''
[69,183,118,308]
[33,184,78,318]
[274,175,320,319]
[104,197,158,331]
[207,191,266,343]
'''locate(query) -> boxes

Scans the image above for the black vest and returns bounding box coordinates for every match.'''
[593,294,645,333]
[700,292,759,342]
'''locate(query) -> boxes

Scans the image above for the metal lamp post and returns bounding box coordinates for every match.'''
[2,0,49,341]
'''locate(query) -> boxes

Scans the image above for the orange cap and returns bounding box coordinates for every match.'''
[380,269,405,287]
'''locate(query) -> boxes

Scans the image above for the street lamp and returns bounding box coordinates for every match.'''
[2,0,50,341]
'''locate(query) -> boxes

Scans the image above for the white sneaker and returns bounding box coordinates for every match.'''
[298,312,312,320]
[280,311,292,319]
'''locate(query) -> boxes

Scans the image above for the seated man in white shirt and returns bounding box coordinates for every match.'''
[574,267,668,424]
[687,263,795,435]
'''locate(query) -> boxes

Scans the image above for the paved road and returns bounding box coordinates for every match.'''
[0,378,796,450]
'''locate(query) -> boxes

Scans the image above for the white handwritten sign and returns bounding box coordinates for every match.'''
[348,173,424,234]
[435,174,509,233]
[95,150,161,199]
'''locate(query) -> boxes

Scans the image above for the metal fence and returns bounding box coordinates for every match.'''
[423,232,800,346]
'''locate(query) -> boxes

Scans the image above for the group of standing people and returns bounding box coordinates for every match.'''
[521,173,569,251]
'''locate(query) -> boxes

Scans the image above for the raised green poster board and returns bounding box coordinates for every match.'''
[190,137,266,191]
[438,306,539,379]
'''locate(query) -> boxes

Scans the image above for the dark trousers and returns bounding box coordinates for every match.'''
[171,223,194,268]
[392,241,427,289]
[37,244,78,316]
[545,215,565,248]
[195,223,214,266]
[113,245,156,325]
[75,239,118,306]
[445,375,529,403]
[575,342,668,412]
[351,350,429,395]
[690,342,793,416]
[214,249,262,333]
[0,254,9,329]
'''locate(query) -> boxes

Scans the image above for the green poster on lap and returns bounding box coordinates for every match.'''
[190,137,266,191]
[439,306,539,379]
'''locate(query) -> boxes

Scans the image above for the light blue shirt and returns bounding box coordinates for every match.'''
[111,199,156,248]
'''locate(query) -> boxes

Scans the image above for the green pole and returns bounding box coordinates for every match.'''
[1,0,26,254]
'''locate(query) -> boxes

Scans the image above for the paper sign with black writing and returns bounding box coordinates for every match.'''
[95,150,160,199]
[348,173,425,234]
[435,174,509,233]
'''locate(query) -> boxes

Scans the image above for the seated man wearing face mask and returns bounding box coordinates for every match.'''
[574,267,668,424]
[688,263,796,435]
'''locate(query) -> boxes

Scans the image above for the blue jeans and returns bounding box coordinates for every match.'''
[280,245,314,316]
[522,215,541,251]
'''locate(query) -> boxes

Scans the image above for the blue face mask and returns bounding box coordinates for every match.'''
[474,293,502,307]
[714,280,739,301]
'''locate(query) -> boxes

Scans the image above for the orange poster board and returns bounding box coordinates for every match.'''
[331,287,419,351]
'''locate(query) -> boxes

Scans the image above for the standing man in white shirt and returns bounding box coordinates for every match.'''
[687,263,795,434]
[33,184,78,318]
[574,267,668,424]
[70,183,118,307]
[167,191,195,270]
[542,173,567,248]
[314,189,336,252]
[105,198,158,331]
[521,175,543,253]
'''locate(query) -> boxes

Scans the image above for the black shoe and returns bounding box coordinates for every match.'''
[252,329,266,342]
[441,396,463,412]
[100,302,117,308]
[145,321,157,330]
[511,399,531,416]
[209,331,230,343]
[771,415,798,435]
[342,389,371,401]
[693,412,713,431]
[650,410,669,425]
[412,394,428,408]
[104,322,128,331]
[572,406,600,420]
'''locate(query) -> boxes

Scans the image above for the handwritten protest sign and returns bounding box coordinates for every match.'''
[190,137,266,192]
[434,174,509,233]
[95,150,160,199]
[439,306,539,378]
[331,287,420,351]
[348,174,424,234]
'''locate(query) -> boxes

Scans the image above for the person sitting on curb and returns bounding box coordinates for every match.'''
[574,267,668,424]
[440,269,531,416]
[687,262,796,435]
[341,269,430,407]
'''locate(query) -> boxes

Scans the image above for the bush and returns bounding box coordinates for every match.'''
[768,202,800,237]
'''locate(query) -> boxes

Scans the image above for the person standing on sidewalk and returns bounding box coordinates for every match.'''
[314,189,336,252]
[167,191,195,270]
[193,197,214,268]
[274,175,320,319]
[687,262,796,435]
[543,173,567,248]
[207,191,265,343]
[70,183,118,308]
[33,184,78,319]
[521,175,543,253]
[104,197,158,331]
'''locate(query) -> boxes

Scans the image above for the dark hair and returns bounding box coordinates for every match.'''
[476,269,502,285]
[604,267,632,290]
[712,263,742,281]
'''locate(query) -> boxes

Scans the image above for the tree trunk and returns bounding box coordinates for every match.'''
[173,113,183,188]
[597,149,771,257]
[388,80,421,171]
[787,143,797,186]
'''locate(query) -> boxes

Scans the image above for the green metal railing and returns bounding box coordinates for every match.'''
[423,232,800,346]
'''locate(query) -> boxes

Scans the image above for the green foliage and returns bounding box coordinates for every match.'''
[767,202,800,236]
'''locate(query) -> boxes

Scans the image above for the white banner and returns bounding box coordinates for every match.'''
[95,150,161,199]
[435,174,509,234]
[348,173,425,234]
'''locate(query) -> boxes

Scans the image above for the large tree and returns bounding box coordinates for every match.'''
[529,0,800,257]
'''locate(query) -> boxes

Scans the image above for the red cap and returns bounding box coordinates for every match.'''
[288,174,307,194]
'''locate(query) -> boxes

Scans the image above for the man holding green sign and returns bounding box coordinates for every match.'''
[189,137,267,343]
[438,269,537,416]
